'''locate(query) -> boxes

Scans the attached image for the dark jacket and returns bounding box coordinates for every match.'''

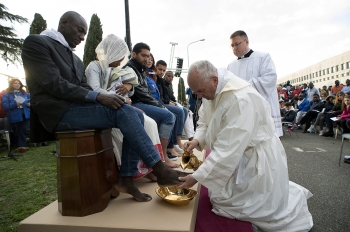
[309,100,324,112]
[126,59,163,108]
[21,35,92,141]
[164,81,176,103]
[281,109,296,123]
[332,100,343,115]
[155,77,171,104]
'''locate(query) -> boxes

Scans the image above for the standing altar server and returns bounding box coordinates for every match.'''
[227,30,282,136]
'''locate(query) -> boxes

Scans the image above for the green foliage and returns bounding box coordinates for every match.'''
[0,142,57,232]
[29,13,47,35]
[177,76,186,106]
[83,14,103,68]
[0,3,28,64]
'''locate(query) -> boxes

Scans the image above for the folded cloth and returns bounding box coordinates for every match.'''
[344,156,350,160]
[104,66,138,92]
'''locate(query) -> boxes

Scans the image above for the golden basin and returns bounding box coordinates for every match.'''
[155,186,198,207]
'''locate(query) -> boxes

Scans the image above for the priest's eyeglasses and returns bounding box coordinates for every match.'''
[231,39,246,48]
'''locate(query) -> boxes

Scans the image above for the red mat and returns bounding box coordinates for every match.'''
[194,186,253,232]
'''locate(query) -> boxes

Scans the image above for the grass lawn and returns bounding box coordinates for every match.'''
[0,142,57,232]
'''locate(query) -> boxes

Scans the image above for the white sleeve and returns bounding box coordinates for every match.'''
[250,54,277,101]
[85,61,109,94]
[192,97,259,192]
[193,101,207,151]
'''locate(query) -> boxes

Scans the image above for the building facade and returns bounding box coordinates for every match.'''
[277,50,350,88]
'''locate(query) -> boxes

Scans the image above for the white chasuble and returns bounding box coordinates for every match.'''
[193,69,313,231]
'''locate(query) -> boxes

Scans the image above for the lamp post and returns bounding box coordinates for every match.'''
[169,42,178,69]
[187,39,205,68]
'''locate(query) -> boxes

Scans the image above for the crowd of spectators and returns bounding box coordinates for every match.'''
[278,80,350,148]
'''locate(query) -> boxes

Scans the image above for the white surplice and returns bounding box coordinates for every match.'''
[228,51,283,137]
[192,69,313,232]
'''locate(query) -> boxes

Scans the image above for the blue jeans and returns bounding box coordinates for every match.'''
[132,102,175,139]
[55,103,161,176]
[165,104,187,148]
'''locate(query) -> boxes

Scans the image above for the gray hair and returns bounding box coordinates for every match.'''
[188,60,217,82]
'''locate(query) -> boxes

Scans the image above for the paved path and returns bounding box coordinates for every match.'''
[280,130,350,231]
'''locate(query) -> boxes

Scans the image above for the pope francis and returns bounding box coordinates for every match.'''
[179,60,313,232]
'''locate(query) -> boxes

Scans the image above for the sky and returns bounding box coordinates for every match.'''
[1,0,350,93]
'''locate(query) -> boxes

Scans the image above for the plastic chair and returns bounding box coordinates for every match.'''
[339,133,350,166]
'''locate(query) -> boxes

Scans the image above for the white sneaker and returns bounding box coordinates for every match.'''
[307,125,314,132]
[174,145,184,154]
[319,130,323,136]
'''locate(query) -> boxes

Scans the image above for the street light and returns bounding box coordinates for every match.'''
[187,39,205,68]
[169,42,178,69]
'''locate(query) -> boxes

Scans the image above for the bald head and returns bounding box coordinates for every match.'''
[187,60,218,100]
[58,11,87,48]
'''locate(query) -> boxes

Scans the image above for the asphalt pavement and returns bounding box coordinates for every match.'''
[280,129,350,232]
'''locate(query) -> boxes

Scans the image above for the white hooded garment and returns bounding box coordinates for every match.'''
[192,69,313,232]
[228,51,283,137]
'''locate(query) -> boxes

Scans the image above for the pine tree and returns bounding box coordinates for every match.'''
[83,14,103,67]
[178,76,186,106]
[0,3,28,64]
[29,13,47,34]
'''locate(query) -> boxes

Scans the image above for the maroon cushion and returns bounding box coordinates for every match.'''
[195,186,253,232]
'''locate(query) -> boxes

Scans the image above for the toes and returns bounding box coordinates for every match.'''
[134,193,152,202]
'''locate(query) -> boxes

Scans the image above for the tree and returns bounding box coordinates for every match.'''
[0,3,28,64]
[29,13,47,34]
[83,14,103,67]
[178,76,186,106]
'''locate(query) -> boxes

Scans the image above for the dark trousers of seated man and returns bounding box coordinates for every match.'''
[55,102,161,176]
[299,111,319,132]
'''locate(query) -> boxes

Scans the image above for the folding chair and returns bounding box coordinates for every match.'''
[339,133,350,166]
[281,122,299,138]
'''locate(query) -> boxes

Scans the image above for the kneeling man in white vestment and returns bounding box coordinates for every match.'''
[179,60,313,232]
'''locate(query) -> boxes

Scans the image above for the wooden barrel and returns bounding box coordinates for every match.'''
[56,129,118,216]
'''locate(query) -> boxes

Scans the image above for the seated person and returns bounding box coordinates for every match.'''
[335,94,350,134]
[281,102,296,123]
[154,61,187,156]
[323,91,345,137]
[163,70,195,144]
[297,94,324,133]
[312,95,334,135]
[22,11,185,202]
[294,93,310,128]
[85,34,164,181]
[125,43,179,168]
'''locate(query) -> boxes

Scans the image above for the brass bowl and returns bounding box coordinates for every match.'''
[155,186,198,207]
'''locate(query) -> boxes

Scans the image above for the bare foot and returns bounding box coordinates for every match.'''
[144,172,157,182]
[115,176,152,202]
[152,161,191,187]
[110,184,120,199]
[168,148,182,157]
[164,158,180,168]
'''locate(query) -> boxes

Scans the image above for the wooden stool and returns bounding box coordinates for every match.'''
[56,129,118,216]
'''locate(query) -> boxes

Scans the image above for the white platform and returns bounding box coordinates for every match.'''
[18,149,204,232]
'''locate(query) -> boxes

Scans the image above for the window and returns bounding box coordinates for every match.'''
[342,73,345,77]
[347,62,350,69]
[316,80,318,83]
[336,75,338,78]
[327,68,330,74]
[331,67,334,73]
[315,72,318,77]
[327,77,330,80]
[319,71,322,76]
[323,69,326,75]
[336,65,339,72]
[332,76,334,79]
[341,63,345,70]
[323,78,325,81]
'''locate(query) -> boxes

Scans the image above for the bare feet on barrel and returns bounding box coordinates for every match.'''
[115,176,152,202]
